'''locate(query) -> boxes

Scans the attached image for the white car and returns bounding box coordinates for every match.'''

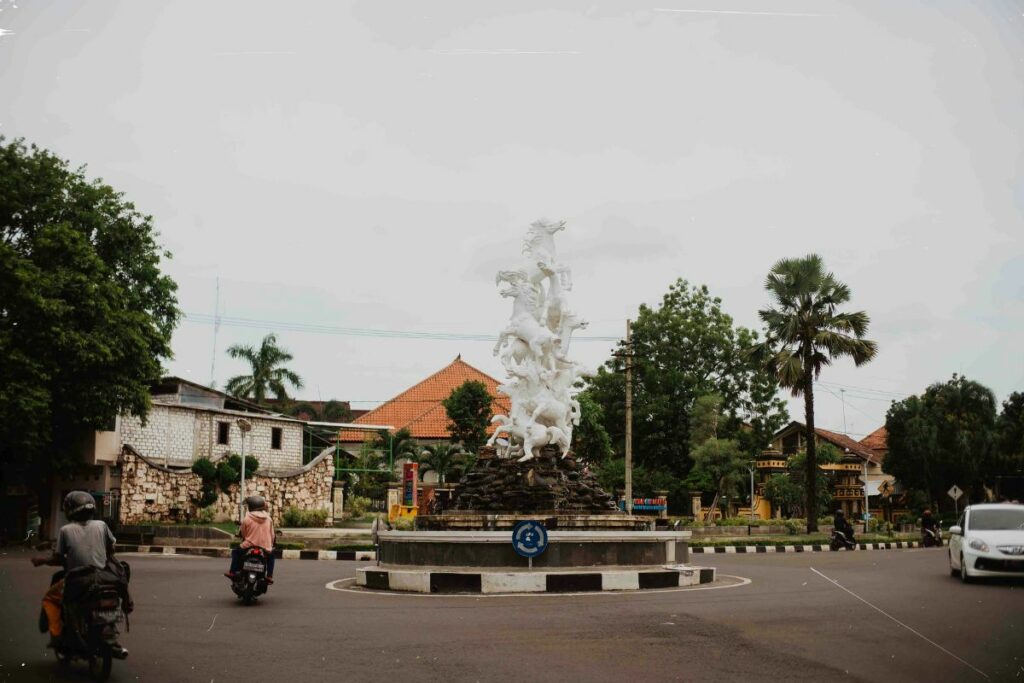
[949,503,1024,582]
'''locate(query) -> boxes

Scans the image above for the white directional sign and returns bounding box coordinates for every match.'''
[948,485,963,501]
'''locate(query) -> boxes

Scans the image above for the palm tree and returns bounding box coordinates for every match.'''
[753,255,877,531]
[416,443,469,484]
[224,333,304,404]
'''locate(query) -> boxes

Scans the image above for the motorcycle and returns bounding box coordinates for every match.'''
[231,546,271,605]
[922,523,943,547]
[54,586,128,682]
[830,529,857,551]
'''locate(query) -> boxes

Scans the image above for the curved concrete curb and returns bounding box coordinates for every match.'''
[115,544,376,561]
[355,565,716,594]
[691,541,922,554]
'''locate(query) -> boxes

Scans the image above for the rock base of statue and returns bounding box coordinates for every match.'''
[450,445,617,515]
[452,446,610,516]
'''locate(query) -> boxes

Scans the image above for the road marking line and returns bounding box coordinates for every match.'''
[207,614,218,632]
[809,567,989,680]
[324,574,752,598]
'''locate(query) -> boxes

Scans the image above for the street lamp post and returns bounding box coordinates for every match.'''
[863,459,870,531]
[236,418,252,522]
[746,462,756,524]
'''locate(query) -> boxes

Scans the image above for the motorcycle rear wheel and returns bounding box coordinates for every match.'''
[89,652,112,682]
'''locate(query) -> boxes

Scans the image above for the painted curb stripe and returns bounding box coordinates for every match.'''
[355,567,717,594]
[116,544,377,561]
[690,541,922,554]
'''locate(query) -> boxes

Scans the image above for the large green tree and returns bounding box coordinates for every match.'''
[587,280,788,481]
[225,333,303,403]
[0,138,179,518]
[997,392,1024,467]
[441,380,493,453]
[685,395,749,519]
[753,255,876,532]
[885,375,999,508]
[572,391,613,465]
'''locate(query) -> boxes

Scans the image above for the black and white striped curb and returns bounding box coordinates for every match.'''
[355,565,717,594]
[691,541,922,554]
[115,544,376,561]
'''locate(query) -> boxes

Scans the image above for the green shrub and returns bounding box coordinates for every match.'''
[281,506,329,528]
[392,517,414,531]
[282,507,302,527]
[328,544,375,552]
[196,506,215,524]
[275,541,305,550]
[783,519,803,535]
[347,495,371,518]
[191,458,216,480]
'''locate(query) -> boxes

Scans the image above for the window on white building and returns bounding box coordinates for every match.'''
[271,427,282,450]
[217,422,230,445]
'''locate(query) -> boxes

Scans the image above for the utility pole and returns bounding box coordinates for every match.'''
[840,388,848,435]
[624,319,633,515]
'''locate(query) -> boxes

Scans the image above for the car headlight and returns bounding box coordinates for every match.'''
[969,539,990,552]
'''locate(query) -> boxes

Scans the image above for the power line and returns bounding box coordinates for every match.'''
[182,312,620,343]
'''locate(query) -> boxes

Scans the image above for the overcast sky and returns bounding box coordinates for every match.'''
[2,0,1022,439]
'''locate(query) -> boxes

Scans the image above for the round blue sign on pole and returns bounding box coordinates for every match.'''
[511,520,548,559]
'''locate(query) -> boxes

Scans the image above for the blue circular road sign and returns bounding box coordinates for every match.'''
[511,520,548,559]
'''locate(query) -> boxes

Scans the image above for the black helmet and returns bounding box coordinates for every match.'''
[245,495,266,511]
[63,491,96,521]
[835,509,845,517]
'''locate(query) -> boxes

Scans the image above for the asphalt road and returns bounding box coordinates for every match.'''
[1,547,1021,683]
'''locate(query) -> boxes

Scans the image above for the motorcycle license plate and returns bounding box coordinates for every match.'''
[242,561,264,572]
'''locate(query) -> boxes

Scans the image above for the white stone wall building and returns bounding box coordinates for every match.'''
[50,377,309,536]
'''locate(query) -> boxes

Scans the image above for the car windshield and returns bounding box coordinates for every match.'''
[969,509,1024,531]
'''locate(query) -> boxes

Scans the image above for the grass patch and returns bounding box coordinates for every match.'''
[327,544,375,552]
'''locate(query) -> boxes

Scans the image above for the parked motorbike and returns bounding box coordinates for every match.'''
[231,546,270,605]
[54,586,128,682]
[830,529,857,551]
[922,523,943,547]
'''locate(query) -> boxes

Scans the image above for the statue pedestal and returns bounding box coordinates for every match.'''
[450,446,617,515]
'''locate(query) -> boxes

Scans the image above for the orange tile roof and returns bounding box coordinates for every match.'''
[860,426,888,453]
[338,356,511,443]
[814,427,882,465]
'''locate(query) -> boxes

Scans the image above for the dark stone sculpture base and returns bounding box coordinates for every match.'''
[449,445,618,514]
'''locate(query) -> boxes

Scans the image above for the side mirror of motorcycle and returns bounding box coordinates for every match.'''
[949,525,962,536]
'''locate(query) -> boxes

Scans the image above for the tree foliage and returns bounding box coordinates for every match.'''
[996,392,1024,470]
[0,138,179,503]
[225,333,303,404]
[884,375,1000,507]
[286,399,352,423]
[572,391,613,465]
[586,280,788,481]
[415,443,471,484]
[441,380,493,453]
[752,255,876,530]
[685,394,749,513]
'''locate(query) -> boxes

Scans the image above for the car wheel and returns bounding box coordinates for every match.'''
[960,553,973,584]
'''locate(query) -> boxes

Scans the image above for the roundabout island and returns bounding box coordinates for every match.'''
[356,221,717,595]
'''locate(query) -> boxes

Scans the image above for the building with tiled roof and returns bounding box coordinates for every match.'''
[860,426,889,459]
[755,421,896,519]
[338,356,510,447]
